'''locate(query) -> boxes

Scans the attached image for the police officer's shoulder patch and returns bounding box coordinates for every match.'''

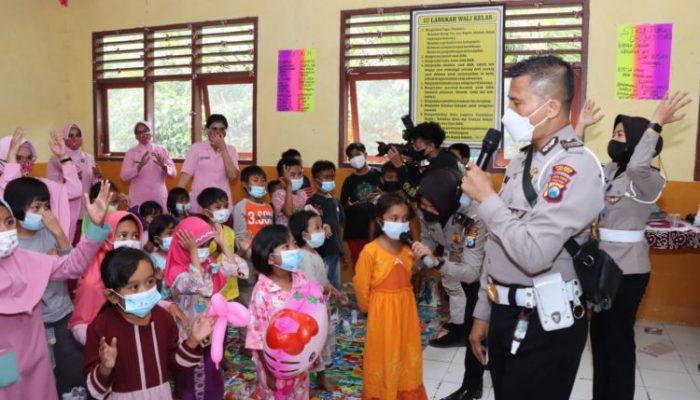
[543,164,577,203]
[560,138,584,151]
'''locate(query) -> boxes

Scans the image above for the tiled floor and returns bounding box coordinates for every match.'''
[423,322,700,400]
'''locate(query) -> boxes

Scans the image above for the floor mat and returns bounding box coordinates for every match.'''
[223,292,443,399]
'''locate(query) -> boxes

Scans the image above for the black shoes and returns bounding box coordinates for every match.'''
[439,386,483,400]
[429,323,467,348]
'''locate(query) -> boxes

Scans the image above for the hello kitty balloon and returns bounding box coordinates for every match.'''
[263,280,329,379]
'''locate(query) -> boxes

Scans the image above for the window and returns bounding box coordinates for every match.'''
[93,18,257,161]
[339,1,588,167]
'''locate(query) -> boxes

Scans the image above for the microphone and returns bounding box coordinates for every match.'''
[399,232,436,267]
[475,128,503,170]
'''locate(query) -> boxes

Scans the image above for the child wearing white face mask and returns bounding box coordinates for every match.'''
[289,210,348,393]
[0,181,112,400]
[197,187,250,301]
[84,247,214,399]
[272,157,308,226]
[353,192,428,400]
[163,217,247,398]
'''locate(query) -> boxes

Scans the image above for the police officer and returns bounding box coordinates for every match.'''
[575,92,690,400]
[411,167,487,400]
[461,55,605,399]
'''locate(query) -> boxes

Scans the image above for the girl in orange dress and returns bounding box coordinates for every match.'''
[353,193,427,400]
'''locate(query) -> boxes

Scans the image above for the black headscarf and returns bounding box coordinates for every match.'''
[611,114,664,178]
[418,167,462,225]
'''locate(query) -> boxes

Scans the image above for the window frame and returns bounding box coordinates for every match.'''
[339,1,589,169]
[92,18,258,163]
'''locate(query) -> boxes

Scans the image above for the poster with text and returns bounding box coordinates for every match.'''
[410,5,504,145]
[277,49,317,112]
[616,24,672,100]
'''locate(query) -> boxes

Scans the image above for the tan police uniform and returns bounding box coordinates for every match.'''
[591,127,665,400]
[473,125,604,400]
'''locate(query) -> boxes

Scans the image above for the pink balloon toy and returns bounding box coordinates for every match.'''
[206,293,251,369]
[263,280,329,380]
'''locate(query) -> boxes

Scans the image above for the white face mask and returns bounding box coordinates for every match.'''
[197,247,211,261]
[349,155,366,170]
[210,208,231,224]
[0,229,19,258]
[382,220,410,241]
[113,240,142,250]
[501,100,551,143]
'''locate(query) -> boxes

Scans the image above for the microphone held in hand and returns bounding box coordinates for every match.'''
[476,128,503,170]
[399,232,436,267]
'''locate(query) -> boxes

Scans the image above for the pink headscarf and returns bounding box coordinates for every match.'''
[0,199,51,314]
[62,123,84,155]
[164,217,224,293]
[0,135,37,173]
[68,211,143,329]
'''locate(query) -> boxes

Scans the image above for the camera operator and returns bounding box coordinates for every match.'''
[386,122,460,199]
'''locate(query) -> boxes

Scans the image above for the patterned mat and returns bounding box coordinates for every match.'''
[222,289,444,400]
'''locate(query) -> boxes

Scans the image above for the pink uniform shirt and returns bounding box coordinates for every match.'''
[120,142,176,209]
[180,141,239,213]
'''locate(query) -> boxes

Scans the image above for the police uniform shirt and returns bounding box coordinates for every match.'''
[473,125,605,321]
[599,130,665,275]
[418,202,486,284]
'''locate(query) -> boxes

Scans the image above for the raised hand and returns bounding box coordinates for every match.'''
[7,128,25,163]
[98,336,118,369]
[210,134,226,151]
[137,151,150,172]
[188,313,216,346]
[213,223,226,248]
[84,180,114,226]
[153,152,167,169]
[177,230,197,253]
[49,130,67,159]
[41,209,63,236]
[578,99,604,129]
[651,91,691,126]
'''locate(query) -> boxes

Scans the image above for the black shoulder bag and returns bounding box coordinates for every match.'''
[522,146,622,311]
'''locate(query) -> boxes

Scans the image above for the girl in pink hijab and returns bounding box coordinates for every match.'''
[46,123,101,241]
[0,182,112,400]
[164,217,246,400]
[67,210,144,344]
[120,121,176,209]
[0,128,82,237]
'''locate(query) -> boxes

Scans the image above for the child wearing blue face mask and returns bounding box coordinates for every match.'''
[147,215,176,288]
[289,210,348,393]
[84,248,214,399]
[245,224,312,399]
[353,192,428,399]
[307,160,345,289]
[5,177,85,398]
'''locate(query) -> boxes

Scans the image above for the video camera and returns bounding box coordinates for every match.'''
[376,115,417,157]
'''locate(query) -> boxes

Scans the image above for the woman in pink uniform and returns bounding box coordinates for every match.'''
[120,121,176,209]
[0,128,81,237]
[178,114,239,214]
[0,182,112,400]
[46,123,101,241]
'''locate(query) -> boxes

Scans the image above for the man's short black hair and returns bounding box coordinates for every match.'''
[241,165,267,183]
[345,142,366,158]
[448,143,471,160]
[381,161,399,176]
[311,160,335,179]
[412,122,446,147]
[197,187,228,209]
[507,55,574,113]
[281,148,301,159]
[139,201,163,218]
